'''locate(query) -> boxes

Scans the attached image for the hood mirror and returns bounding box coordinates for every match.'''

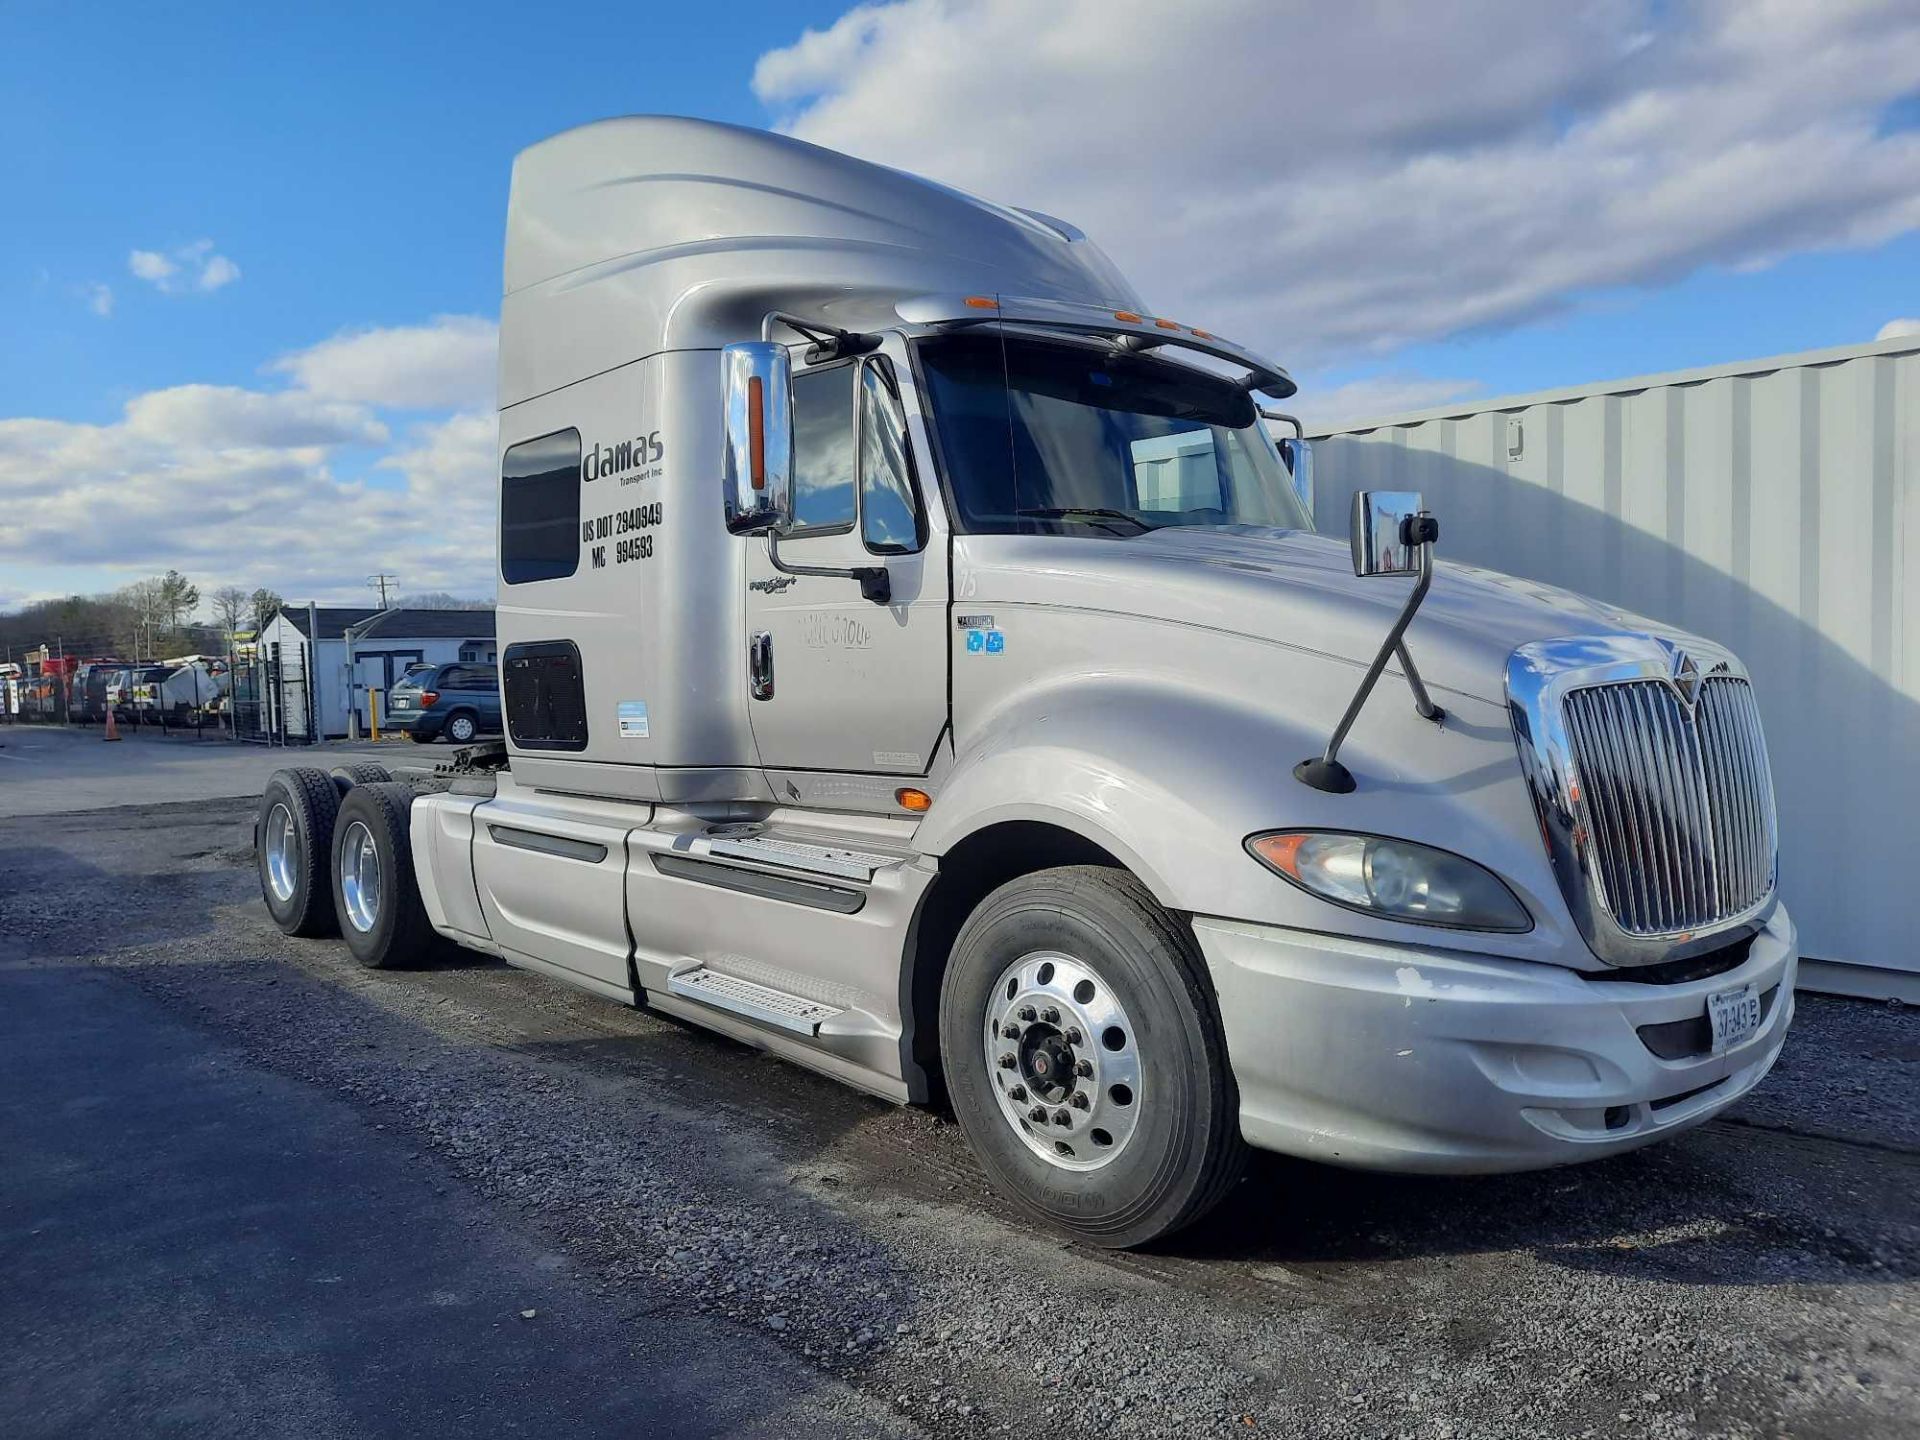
[1350,490,1424,577]
[722,341,794,534]
[1295,489,1446,794]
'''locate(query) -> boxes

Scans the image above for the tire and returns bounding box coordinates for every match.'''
[407,729,434,744]
[257,767,342,937]
[330,782,434,970]
[329,761,392,795]
[445,710,478,744]
[938,865,1248,1249]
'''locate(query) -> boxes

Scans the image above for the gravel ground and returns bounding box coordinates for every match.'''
[2,795,1917,1438]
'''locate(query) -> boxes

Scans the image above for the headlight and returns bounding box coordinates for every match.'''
[1246,831,1531,932]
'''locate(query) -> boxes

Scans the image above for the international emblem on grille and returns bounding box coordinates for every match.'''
[1666,644,1702,714]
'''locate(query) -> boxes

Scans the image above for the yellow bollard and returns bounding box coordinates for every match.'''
[370,690,380,742]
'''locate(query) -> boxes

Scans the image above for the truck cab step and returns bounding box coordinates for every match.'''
[665,966,846,1036]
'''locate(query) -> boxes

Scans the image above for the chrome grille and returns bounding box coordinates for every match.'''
[1561,676,1775,937]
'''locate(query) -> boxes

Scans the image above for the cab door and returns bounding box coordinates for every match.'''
[744,349,947,777]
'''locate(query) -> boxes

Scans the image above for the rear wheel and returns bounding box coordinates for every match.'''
[407,729,434,744]
[331,782,436,969]
[257,767,341,937]
[939,865,1248,1249]
[329,761,392,794]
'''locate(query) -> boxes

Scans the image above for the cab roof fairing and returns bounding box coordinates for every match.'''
[498,115,1144,408]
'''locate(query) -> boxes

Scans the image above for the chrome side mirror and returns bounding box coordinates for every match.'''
[1262,410,1315,521]
[722,341,793,534]
[1350,490,1425,577]
[1278,436,1314,518]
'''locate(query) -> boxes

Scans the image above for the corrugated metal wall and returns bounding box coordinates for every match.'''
[1310,335,1918,997]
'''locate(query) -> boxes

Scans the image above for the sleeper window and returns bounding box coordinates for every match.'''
[788,364,857,532]
[859,360,922,553]
[500,429,581,584]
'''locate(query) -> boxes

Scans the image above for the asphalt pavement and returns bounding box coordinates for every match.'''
[0,725,410,818]
[0,955,904,1439]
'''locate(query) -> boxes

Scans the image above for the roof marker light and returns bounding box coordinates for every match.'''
[1154,318,1181,331]
[964,295,1000,310]
[1113,310,1143,323]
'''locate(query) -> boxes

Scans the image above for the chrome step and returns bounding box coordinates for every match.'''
[702,832,901,882]
[665,966,845,1036]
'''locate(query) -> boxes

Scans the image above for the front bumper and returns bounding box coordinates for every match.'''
[1192,904,1796,1174]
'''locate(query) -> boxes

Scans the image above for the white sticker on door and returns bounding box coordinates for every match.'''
[617,701,650,738]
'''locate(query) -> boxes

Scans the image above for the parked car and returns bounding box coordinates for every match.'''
[126,665,174,724]
[385,662,501,743]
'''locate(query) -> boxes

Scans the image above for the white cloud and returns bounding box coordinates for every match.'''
[123,385,387,449]
[84,282,113,318]
[128,249,176,285]
[128,239,241,296]
[271,315,498,410]
[756,0,1920,372]
[1877,317,1920,340]
[197,253,241,292]
[1288,374,1488,434]
[0,328,497,602]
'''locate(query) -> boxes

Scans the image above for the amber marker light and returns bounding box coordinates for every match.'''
[1113,310,1144,323]
[747,375,766,490]
[896,787,933,813]
[1154,318,1181,330]
[963,295,1000,309]
[1247,832,1307,879]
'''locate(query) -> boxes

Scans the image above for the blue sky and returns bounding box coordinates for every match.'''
[2,1,1916,607]
[0,0,846,423]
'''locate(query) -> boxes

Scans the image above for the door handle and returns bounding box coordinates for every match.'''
[749,632,774,701]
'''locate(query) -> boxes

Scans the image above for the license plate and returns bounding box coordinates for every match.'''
[391,698,410,709]
[1707,980,1762,1054]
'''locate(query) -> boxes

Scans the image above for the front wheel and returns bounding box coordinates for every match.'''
[445,711,477,743]
[938,866,1248,1249]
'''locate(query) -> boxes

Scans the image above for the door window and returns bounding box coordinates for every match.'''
[787,364,857,533]
[858,360,923,553]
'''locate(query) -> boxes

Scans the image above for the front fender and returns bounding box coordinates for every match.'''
[917,668,1581,966]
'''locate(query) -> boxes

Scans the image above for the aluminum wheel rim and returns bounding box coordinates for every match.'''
[338,820,382,934]
[984,950,1142,1172]
[263,803,297,903]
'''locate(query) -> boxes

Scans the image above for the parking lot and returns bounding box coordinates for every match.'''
[2,736,1916,1438]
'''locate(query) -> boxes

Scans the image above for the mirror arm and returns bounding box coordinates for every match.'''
[1295,519,1444,795]
[765,531,892,605]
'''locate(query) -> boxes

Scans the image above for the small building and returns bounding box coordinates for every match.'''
[254,606,496,740]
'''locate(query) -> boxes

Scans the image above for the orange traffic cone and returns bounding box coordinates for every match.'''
[103,706,121,741]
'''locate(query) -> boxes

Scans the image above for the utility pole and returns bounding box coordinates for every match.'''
[367,573,398,607]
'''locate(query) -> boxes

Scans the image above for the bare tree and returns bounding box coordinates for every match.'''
[399,591,487,610]
[210,585,250,641]
[248,588,285,632]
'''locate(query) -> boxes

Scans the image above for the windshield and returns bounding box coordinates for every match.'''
[916,332,1313,536]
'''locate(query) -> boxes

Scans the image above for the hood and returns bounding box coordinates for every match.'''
[963,526,1674,704]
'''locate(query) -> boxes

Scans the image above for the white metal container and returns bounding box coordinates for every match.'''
[1310,333,1920,999]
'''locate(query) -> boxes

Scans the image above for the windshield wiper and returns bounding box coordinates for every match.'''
[1015,506,1153,534]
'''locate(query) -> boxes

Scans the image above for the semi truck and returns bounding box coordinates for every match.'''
[255,116,1793,1248]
